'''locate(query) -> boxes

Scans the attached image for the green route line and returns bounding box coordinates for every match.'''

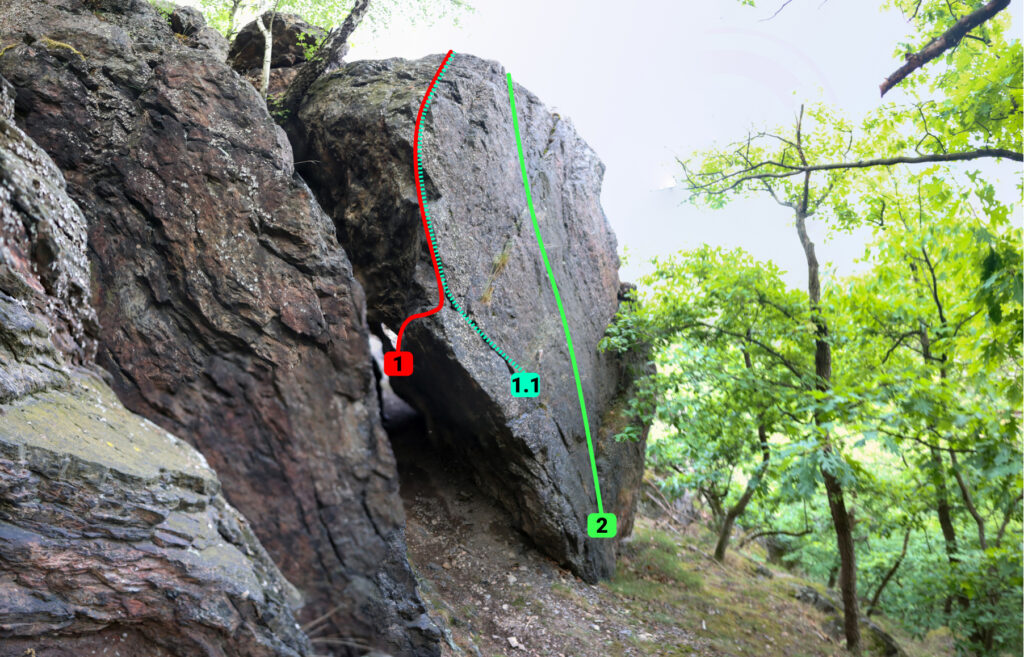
[418,54,523,373]
[506,73,605,515]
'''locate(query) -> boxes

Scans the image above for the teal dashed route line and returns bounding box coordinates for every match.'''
[505,73,605,515]
[417,54,523,374]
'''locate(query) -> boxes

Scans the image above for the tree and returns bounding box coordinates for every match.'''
[274,0,371,110]
[198,0,246,38]
[199,0,365,99]
[681,104,872,653]
[603,247,814,563]
[837,169,1022,652]
[254,1,283,97]
[199,0,469,104]
[879,0,1013,95]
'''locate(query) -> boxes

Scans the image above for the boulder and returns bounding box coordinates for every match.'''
[169,5,230,60]
[793,585,908,657]
[0,74,309,657]
[0,373,313,657]
[229,12,326,72]
[0,1,437,654]
[293,54,647,581]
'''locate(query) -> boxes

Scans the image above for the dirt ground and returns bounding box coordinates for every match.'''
[382,382,941,657]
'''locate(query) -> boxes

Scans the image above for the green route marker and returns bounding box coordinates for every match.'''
[506,73,611,533]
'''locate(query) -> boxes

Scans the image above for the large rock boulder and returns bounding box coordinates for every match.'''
[0,73,309,657]
[0,374,314,657]
[168,4,231,60]
[229,12,326,71]
[293,55,647,581]
[0,1,436,654]
[228,12,325,95]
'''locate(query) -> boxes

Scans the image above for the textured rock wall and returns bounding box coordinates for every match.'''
[0,75,96,386]
[0,71,310,657]
[293,55,647,582]
[0,1,436,654]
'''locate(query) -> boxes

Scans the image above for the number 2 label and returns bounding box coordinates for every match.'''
[587,513,617,538]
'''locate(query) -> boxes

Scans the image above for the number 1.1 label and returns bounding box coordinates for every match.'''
[510,372,540,398]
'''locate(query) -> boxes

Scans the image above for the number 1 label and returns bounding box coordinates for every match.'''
[384,351,413,377]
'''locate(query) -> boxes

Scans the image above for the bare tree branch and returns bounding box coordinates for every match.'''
[761,0,799,22]
[685,148,1023,196]
[949,450,988,550]
[880,0,1011,96]
[866,527,911,616]
[738,527,812,548]
[275,0,371,116]
[995,491,1023,547]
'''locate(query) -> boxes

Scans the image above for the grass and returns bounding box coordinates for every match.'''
[602,518,852,657]
[616,525,703,590]
[480,240,513,305]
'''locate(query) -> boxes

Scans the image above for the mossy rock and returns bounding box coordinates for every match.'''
[0,372,217,493]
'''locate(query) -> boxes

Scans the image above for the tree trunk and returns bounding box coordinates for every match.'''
[254,6,279,99]
[714,345,771,562]
[712,423,767,562]
[701,487,726,527]
[867,528,911,616]
[274,0,371,117]
[795,206,862,655]
[918,325,971,616]
[712,427,770,560]
[227,0,243,40]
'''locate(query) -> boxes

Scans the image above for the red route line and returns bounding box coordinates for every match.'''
[396,50,455,352]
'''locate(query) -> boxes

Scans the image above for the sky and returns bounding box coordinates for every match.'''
[188,0,1022,288]
[345,0,918,287]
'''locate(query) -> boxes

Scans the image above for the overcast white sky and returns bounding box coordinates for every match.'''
[191,0,1022,287]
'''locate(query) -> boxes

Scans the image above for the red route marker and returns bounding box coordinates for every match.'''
[392,50,455,362]
[384,351,413,377]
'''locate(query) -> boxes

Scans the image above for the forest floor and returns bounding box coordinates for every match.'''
[384,394,952,657]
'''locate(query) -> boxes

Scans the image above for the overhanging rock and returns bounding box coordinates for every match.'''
[293,54,648,582]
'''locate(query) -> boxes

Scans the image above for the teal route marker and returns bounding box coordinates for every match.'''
[506,72,612,535]
[414,53,532,384]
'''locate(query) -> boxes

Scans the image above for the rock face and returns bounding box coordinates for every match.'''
[293,55,647,581]
[793,586,908,657]
[0,74,310,657]
[0,1,436,654]
[0,75,96,396]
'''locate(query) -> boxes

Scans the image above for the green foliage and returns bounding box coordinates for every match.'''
[148,0,175,22]
[298,31,326,61]
[198,0,471,40]
[626,2,1022,654]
